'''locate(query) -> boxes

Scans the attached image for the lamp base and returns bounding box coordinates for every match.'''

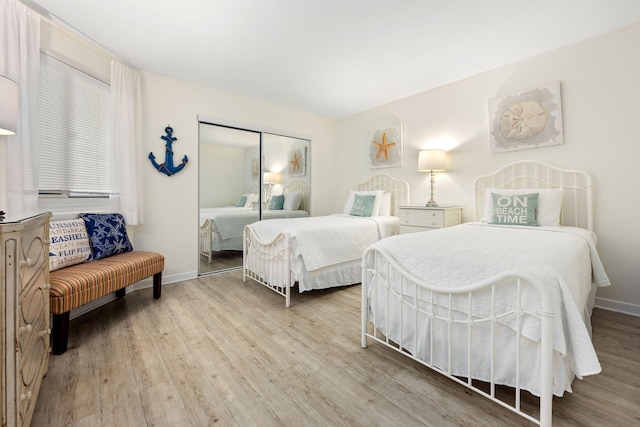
[425,201,439,207]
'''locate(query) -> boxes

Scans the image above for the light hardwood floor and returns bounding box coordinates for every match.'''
[32,271,640,426]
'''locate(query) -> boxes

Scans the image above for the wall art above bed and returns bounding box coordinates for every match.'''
[488,81,564,153]
[369,124,403,168]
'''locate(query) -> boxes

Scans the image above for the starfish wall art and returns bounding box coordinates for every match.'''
[287,147,306,176]
[369,125,403,168]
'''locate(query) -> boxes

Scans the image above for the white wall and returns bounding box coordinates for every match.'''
[134,72,336,281]
[335,24,640,313]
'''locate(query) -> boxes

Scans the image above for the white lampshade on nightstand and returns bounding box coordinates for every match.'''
[0,76,19,136]
[418,150,446,207]
[263,171,282,202]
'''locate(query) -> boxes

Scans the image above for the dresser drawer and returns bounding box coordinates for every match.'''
[399,209,445,228]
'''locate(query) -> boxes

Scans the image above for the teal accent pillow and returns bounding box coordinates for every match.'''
[235,195,247,207]
[489,192,539,226]
[269,194,285,210]
[350,194,376,217]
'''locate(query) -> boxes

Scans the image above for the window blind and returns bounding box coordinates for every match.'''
[39,53,111,195]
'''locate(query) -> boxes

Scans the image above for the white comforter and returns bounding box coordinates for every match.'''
[200,208,308,240]
[366,223,610,396]
[248,214,399,271]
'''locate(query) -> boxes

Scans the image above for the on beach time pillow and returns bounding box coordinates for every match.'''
[81,213,134,260]
[489,192,539,226]
[481,188,563,226]
[48,219,92,271]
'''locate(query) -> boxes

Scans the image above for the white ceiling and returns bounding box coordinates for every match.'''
[27,0,640,118]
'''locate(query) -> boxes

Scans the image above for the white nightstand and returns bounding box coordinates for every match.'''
[397,205,462,234]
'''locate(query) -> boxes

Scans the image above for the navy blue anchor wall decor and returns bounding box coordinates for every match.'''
[149,126,189,176]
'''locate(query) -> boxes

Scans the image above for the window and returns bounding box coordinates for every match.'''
[38,53,110,197]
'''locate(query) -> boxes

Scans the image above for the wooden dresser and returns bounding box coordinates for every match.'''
[1,212,51,427]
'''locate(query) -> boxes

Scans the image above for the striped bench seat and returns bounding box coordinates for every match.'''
[49,251,164,355]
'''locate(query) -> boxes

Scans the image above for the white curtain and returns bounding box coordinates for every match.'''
[0,0,40,218]
[110,60,144,225]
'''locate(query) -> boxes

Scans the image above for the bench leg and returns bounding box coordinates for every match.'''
[51,312,70,355]
[115,288,126,298]
[153,272,162,299]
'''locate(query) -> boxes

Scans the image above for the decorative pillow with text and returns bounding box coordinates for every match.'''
[489,193,539,226]
[49,219,92,271]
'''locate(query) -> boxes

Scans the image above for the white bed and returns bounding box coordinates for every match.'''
[243,173,410,307]
[199,181,309,261]
[361,161,610,427]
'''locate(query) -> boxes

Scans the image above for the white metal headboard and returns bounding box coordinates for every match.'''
[357,173,410,217]
[282,180,309,212]
[474,160,593,230]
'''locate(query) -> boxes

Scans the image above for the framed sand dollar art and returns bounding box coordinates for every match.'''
[489,81,563,153]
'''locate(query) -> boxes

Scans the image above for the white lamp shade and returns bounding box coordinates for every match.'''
[263,172,282,184]
[0,76,19,136]
[418,150,446,172]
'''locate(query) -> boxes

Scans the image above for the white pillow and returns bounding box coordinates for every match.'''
[378,192,392,216]
[481,188,564,226]
[243,193,256,208]
[283,192,302,210]
[343,190,384,216]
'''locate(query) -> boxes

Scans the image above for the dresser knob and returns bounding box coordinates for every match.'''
[19,258,34,267]
[19,324,33,335]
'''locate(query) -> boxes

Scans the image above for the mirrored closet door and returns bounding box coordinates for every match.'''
[198,120,310,276]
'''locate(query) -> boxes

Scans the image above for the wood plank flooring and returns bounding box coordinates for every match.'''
[199,252,242,275]
[32,271,640,426]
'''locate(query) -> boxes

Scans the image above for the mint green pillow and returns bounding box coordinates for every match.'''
[269,194,285,210]
[235,194,247,207]
[489,192,539,226]
[350,194,376,217]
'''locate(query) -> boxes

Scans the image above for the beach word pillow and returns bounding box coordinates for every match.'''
[350,194,377,217]
[343,190,384,216]
[48,219,92,271]
[489,192,539,226]
[481,188,563,226]
[81,213,134,260]
[269,194,285,210]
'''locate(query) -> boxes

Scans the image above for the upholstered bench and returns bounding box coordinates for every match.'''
[49,251,164,354]
[48,213,164,355]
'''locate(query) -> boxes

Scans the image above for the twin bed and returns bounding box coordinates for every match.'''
[243,173,409,307]
[242,161,607,426]
[361,161,609,426]
[199,180,309,261]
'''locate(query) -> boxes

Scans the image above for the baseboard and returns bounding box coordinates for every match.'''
[595,297,640,317]
[68,270,198,320]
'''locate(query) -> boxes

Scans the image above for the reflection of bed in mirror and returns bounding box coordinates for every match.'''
[199,180,309,262]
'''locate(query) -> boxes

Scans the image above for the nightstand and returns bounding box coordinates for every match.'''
[397,206,462,234]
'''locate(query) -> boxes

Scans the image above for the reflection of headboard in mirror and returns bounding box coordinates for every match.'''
[283,180,309,212]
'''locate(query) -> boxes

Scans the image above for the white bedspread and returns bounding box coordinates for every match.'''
[201,208,308,240]
[367,223,610,394]
[249,214,398,271]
